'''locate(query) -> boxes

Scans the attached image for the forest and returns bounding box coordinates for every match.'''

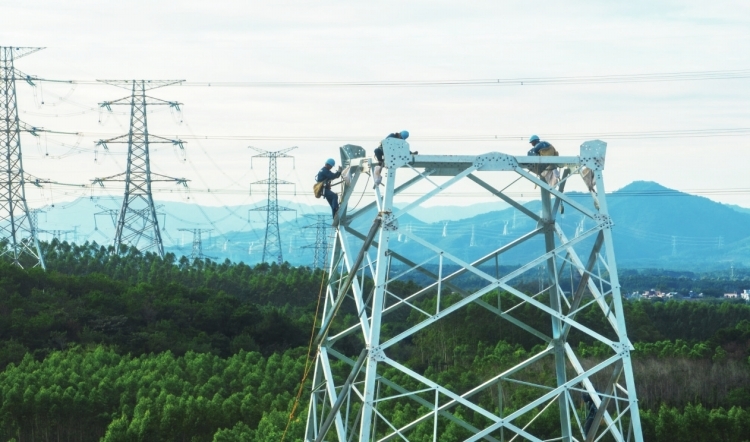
[1,239,750,441]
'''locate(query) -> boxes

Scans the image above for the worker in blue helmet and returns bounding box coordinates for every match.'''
[315,158,342,217]
[373,130,415,187]
[527,134,552,156]
[376,130,410,163]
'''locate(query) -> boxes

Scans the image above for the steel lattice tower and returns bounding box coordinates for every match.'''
[305,139,643,441]
[93,80,187,258]
[178,228,215,260]
[249,147,296,265]
[302,214,331,269]
[0,46,45,269]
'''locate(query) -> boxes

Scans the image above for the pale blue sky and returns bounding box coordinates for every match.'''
[2,0,749,210]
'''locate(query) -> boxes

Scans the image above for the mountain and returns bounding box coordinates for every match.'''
[395,201,510,223]
[604,181,749,268]
[727,204,750,216]
[29,181,750,270]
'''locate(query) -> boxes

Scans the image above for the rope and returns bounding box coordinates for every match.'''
[349,174,370,211]
[281,173,368,440]
[281,252,330,441]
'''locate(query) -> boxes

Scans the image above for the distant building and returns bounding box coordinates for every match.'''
[742,290,750,301]
[640,289,673,299]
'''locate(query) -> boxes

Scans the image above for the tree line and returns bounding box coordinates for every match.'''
[1,239,750,440]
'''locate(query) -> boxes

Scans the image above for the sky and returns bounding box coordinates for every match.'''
[2,0,750,216]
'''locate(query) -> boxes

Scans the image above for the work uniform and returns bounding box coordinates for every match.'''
[583,394,598,436]
[316,166,342,216]
[373,132,405,187]
[528,140,552,156]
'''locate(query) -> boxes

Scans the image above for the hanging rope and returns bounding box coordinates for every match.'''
[281,251,330,441]
[349,174,370,212]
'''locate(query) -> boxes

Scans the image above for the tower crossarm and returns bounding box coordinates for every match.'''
[24,174,86,189]
[96,134,184,145]
[18,121,80,137]
[92,173,188,185]
[97,79,184,91]
[250,205,296,211]
[249,145,296,156]
[250,178,295,186]
[249,146,297,169]
[2,47,44,60]
[12,69,74,86]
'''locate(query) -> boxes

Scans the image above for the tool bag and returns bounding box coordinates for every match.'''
[313,181,325,198]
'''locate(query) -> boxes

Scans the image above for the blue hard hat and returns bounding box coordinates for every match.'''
[325,158,335,167]
[529,134,540,143]
[400,130,409,140]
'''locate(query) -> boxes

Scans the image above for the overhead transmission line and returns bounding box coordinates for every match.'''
[64,68,750,87]
[48,127,750,143]
[83,186,746,198]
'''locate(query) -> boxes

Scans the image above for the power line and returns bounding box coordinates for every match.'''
[33,127,750,145]
[63,68,750,88]
[73,186,750,198]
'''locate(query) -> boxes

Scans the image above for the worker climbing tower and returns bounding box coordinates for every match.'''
[305,139,643,441]
[0,46,46,269]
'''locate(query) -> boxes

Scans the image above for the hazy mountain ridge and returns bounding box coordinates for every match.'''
[33,181,750,269]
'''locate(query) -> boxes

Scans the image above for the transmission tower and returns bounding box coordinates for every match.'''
[92,80,188,258]
[305,139,643,441]
[302,214,331,269]
[249,147,296,265]
[0,46,46,269]
[178,228,215,260]
[42,229,74,242]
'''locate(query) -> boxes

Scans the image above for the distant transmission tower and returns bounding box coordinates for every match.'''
[42,229,74,242]
[0,46,46,269]
[302,214,330,269]
[178,228,215,260]
[249,147,296,265]
[93,80,188,258]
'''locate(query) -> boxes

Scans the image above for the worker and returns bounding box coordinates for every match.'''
[527,134,553,156]
[526,134,560,186]
[373,130,412,187]
[582,392,598,436]
[315,158,342,217]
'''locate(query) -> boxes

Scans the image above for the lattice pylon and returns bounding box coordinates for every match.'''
[93,80,187,257]
[178,228,215,260]
[0,46,46,269]
[302,214,331,269]
[249,147,296,265]
[305,139,643,441]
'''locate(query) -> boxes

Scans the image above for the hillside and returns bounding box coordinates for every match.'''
[1,249,750,441]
